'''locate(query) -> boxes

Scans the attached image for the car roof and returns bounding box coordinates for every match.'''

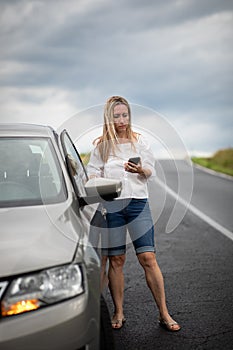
[0,123,56,138]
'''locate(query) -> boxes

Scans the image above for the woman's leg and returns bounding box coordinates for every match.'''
[137,252,181,331]
[104,200,128,328]
[108,254,126,328]
[100,255,109,292]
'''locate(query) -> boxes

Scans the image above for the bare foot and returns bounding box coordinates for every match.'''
[159,315,181,332]
[111,314,126,329]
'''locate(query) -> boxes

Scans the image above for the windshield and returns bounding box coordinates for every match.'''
[0,137,67,207]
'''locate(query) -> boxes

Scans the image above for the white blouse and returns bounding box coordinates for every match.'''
[87,135,156,199]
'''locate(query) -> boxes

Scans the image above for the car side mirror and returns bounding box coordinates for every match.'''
[79,178,122,206]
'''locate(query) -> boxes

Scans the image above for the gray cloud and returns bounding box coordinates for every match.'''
[0,0,232,155]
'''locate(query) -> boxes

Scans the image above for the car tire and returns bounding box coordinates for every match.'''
[100,295,115,350]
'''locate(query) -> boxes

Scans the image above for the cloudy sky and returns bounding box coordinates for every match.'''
[0,0,232,157]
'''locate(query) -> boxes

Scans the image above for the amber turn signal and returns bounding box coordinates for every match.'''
[1,299,40,317]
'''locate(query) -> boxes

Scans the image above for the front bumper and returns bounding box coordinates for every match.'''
[0,291,99,350]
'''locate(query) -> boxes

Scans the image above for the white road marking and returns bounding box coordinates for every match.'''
[156,178,233,242]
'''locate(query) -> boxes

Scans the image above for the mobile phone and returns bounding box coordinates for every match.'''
[128,157,141,165]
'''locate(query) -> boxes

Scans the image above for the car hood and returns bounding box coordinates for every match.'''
[0,201,82,278]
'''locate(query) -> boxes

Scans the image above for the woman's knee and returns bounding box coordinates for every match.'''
[109,254,126,270]
[137,252,158,269]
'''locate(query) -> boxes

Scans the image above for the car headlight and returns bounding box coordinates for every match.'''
[1,264,84,317]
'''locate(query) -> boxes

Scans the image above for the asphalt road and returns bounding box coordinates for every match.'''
[155,159,233,232]
[104,160,233,350]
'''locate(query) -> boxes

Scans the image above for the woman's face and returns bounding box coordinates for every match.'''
[113,103,129,135]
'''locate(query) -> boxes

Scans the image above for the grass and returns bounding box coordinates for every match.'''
[80,152,90,166]
[192,148,233,177]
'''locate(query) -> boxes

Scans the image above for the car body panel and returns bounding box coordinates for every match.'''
[0,123,104,350]
[0,201,81,277]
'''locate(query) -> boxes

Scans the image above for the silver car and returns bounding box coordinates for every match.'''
[0,124,121,350]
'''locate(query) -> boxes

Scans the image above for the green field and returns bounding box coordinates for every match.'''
[80,153,90,166]
[192,148,233,177]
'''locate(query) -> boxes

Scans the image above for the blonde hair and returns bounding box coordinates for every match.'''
[95,96,138,162]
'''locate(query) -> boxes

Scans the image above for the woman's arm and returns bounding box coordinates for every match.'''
[124,135,156,178]
[86,147,104,178]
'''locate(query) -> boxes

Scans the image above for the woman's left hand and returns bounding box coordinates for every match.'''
[124,161,152,178]
[124,161,143,174]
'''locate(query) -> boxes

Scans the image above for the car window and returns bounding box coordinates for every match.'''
[60,131,88,198]
[0,137,67,207]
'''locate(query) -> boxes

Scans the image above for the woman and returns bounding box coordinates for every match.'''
[87,96,181,332]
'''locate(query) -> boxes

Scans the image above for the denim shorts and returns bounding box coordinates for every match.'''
[101,198,155,256]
